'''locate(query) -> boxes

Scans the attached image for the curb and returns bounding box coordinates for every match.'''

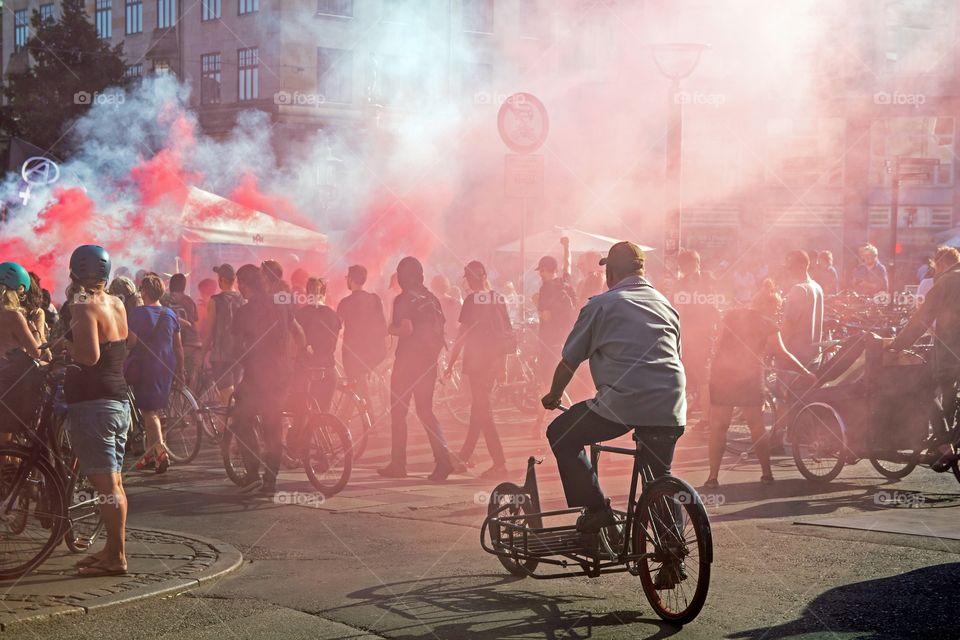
[0,527,243,631]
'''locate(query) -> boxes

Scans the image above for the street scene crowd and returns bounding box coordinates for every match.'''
[0,232,958,592]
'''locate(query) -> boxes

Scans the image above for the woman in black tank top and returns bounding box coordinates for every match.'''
[64,339,128,404]
[62,245,132,577]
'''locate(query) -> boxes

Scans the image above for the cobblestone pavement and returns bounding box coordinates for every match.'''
[0,527,242,630]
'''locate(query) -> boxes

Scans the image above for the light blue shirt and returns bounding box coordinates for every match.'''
[562,276,687,426]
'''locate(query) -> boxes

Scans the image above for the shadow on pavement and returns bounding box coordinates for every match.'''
[340,574,684,639]
[731,563,960,640]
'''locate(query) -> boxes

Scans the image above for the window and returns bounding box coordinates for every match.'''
[317,47,352,103]
[153,59,171,74]
[238,47,259,101]
[870,117,954,186]
[463,0,494,33]
[96,1,113,39]
[126,63,144,78]
[881,0,955,75]
[201,53,222,104]
[158,0,176,28]
[39,4,56,23]
[869,205,953,229]
[518,0,543,38]
[202,0,221,21]
[126,0,143,34]
[317,0,353,17]
[239,0,259,15]
[14,10,28,52]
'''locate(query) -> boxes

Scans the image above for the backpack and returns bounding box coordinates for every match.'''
[411,290,446,356]
[211,291,244,363]
[163,293,199,346]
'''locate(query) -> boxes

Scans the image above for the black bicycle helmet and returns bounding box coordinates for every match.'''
[69,245,111,283]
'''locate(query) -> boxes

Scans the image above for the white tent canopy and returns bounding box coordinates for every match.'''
[179,187,326,251]
[496,227,654,254]
[935,226,960,248]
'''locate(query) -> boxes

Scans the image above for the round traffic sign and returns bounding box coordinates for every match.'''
[497,93,549,154]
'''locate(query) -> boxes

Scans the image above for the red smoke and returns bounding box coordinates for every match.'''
[229,173,313,229]
[3,187,98,294]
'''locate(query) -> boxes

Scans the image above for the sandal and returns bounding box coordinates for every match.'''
[134,454,155,471]
[75,554,104,568]
[76,558,128,577]
[155,446,170,474]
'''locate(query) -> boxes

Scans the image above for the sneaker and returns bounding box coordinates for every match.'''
[576,504,616,533]
[258,482,277,496]
[377,465,408,479]
[428,461,454,482]
[479,464,508,480]
[653,560,688,590]
[932,449,960,473]
[238,476,262,493]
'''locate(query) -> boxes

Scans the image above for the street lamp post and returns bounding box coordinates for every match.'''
[651,43,709,285]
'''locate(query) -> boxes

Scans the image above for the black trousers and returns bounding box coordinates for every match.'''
[389,357,450,469]
[233,377,288,486]
[546,401,681,509]
[458,368,505,466]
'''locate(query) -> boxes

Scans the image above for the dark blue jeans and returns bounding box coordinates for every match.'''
[546,401,682,509]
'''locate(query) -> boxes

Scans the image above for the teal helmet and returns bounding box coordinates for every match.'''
[69,245,111,283]
[0,262,30,293]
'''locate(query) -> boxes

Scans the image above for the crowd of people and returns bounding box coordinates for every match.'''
[0,233,959,574]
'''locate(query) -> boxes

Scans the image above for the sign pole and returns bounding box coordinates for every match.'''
[520,197,527,319]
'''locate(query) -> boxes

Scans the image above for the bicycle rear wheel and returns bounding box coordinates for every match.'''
[634,476,712,625]
[302,413,353,497]
[162,386,202,463]
[222,424,261,486]
[64,458,104,553]
[790,404,846,483]
[0,447,67,579]
[332,389,374,462]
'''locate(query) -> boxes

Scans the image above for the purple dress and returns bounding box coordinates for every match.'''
[126,305,180,411]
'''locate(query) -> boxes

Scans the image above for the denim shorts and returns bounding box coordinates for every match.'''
[65,399,131,475]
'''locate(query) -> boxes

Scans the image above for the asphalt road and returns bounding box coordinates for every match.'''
[9,411,960,640]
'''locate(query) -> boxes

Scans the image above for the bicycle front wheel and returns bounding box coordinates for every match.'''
[0,447,67,579]
[634,476,712,625]
[302,413,353,497]
[163,386,203,463]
